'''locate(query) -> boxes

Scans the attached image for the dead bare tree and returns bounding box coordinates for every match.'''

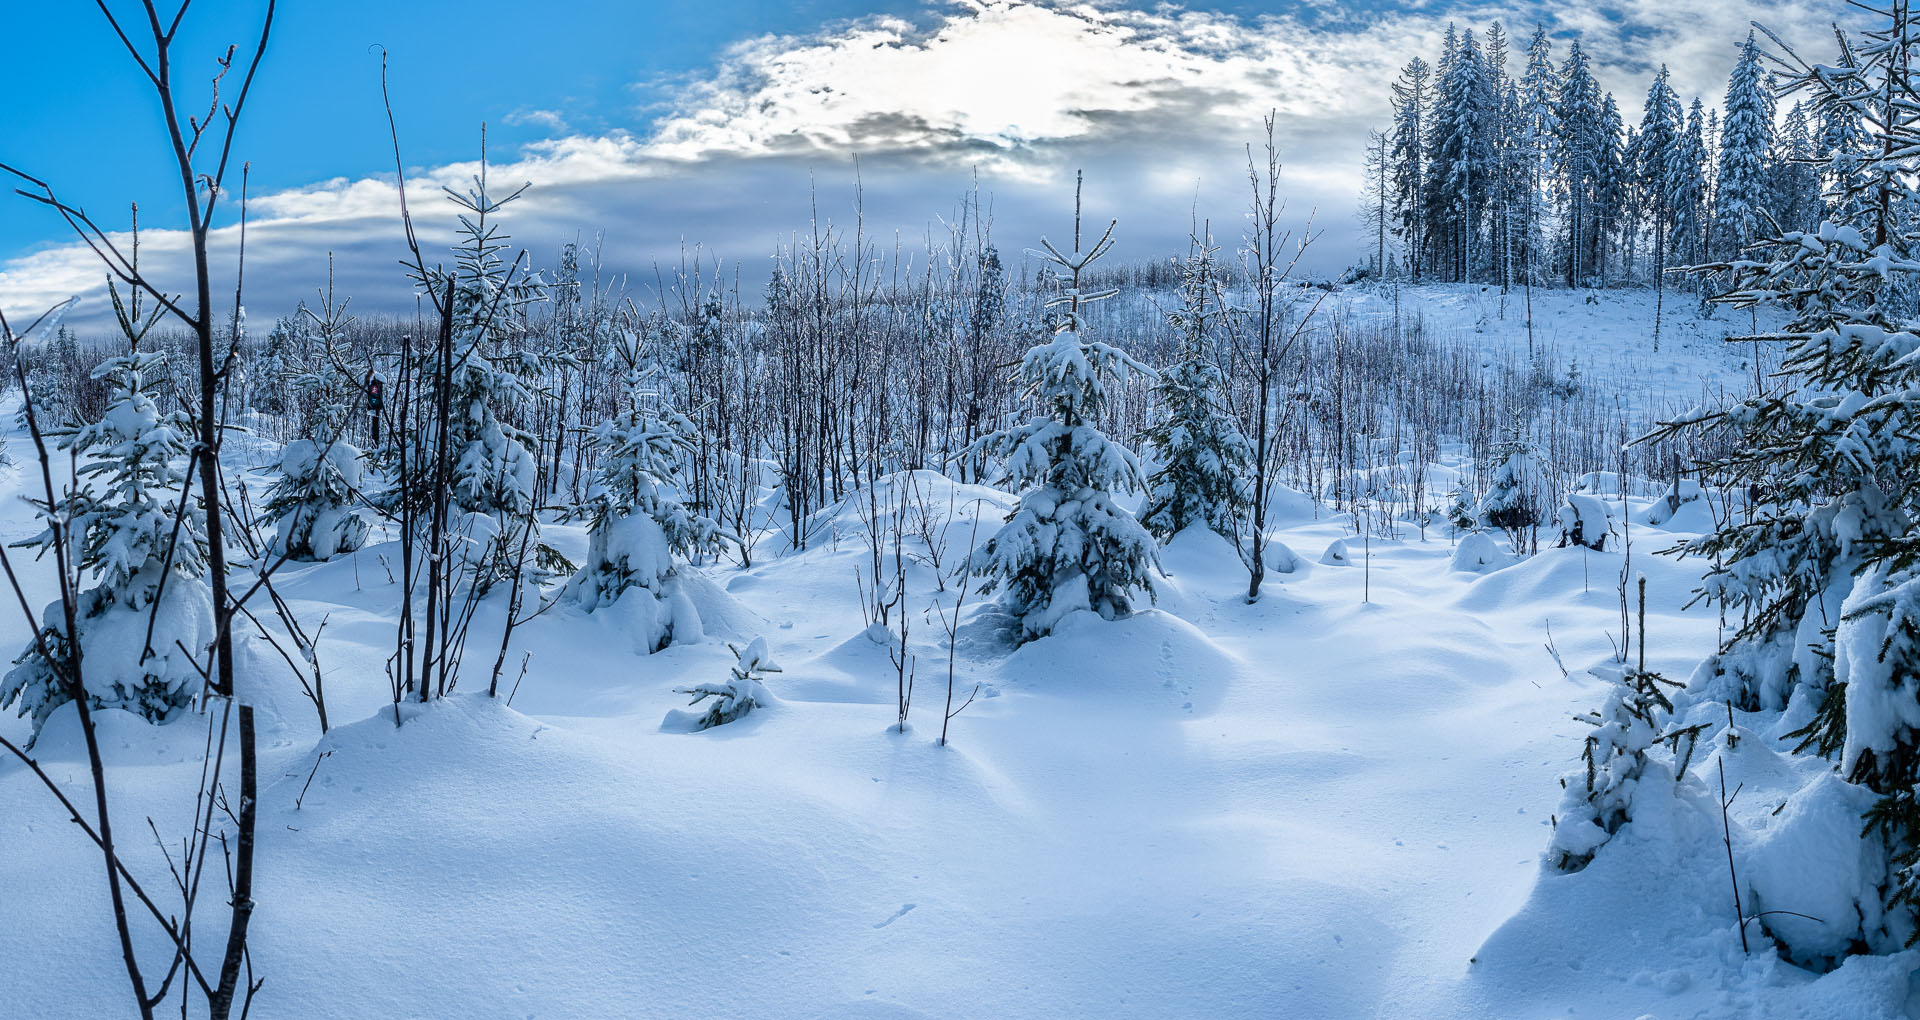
[1224,112,1322,603]
[931,511,984,747]
[1,4,279,1015]
[0,302,256,1018]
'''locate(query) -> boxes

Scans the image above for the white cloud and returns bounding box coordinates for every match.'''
[503,108,571,132]
[0,0,1874,330]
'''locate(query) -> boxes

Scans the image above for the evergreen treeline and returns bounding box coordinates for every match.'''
[1368,23,1865,291]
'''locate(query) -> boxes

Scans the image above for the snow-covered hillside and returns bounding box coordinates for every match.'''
[2,285,1913,1019]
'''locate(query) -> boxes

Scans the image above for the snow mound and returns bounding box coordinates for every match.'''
[776,627,899,706]
[997,608,1233,714]
[1320,538,1353,565]
[1450,532,1512,573]
[1265,538,1305,576]
[1644,479,1705,527]
[670,567,764,644]
[1743,771,1894,965]
[1456,543,1698,617]
[782,470,1012,554]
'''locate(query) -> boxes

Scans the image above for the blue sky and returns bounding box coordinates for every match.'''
[0,0,1857,326]
[0,0,930,254]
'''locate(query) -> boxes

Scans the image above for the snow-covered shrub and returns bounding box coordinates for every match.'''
[1444,484,1478,536]
[1644,477,1703,527]
[673,637,779,730]
[1551,664,1699,872]
[971,200,1158,642]
[0,351,211,737]
[564,332,727,652]
[262,285,370,562]
[1555,493,1616,551]
[264,439,368,561]
[1140,239,1250,542]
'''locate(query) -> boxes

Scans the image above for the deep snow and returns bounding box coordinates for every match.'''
[1,285,1916,1019]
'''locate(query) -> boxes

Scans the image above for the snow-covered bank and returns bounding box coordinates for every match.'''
[1,286,1911,1019]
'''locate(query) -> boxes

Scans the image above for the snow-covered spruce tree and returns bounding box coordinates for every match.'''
[1478,416,1546,549]
[673,637,779,731]
[1649,6,1920,942]
[402,145,554,584]
[1389,56,1432,282]
[1637,66,1684,300]
[1817,44,1872,233]
[1669,98,1712,271]
[262,270,368,561]
[971,173,1158,642]
[1839,564,1920,934]
[1593,91,1630,287]
[563,330,727,652]
[1140,234,1251,542]
[1771,101,1823,234]
[1426,24,1491,282]
[26,324,82,429]
[1651,19,1920,716]
[1445,483,1479,536]
[264,439,367,562]
[1515,25,1559,289]
[1554,40,1607,287]
[252,307,312,424]
[0,351,211,737]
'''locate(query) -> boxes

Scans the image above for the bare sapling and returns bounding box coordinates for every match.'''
[932,510,986,747]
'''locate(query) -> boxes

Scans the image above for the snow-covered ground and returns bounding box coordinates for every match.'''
[2,285,1916,1018]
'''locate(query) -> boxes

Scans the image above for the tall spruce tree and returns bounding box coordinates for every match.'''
[1484,21,1516,286]
[1715,32,1777,255]
[971,174,1158,642]
[1141,234,1252,542]
[1638,67,1686,295]
[1428,25,1496,281]
[1771,101,1823,232]
[1555,40,1606,286]
[1817,44,1873,232]
[1594,92,1630,284]
[1670,98,1712,270]
[1517,26,1559,289]
[1391,58,1433,280]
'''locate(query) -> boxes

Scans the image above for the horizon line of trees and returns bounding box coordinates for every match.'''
[1362,21,1873,294]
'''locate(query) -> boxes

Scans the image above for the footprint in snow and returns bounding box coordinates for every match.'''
[874,903,916,928]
